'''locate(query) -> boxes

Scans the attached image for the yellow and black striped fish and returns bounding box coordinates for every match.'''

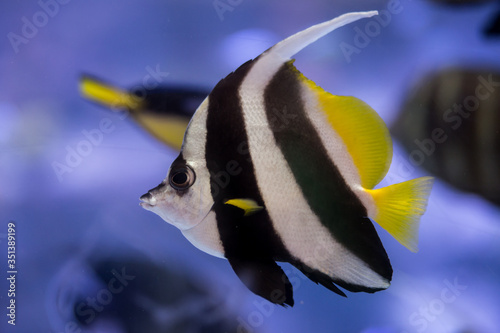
[140,11,433,306]
[80,75,207,150]
[392,68,500,206]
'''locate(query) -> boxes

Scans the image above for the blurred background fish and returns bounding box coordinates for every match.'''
[392,68,500,206]
[46,246,243,333]
[80,75,208,150]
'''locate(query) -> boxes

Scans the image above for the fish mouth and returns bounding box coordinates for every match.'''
[139,192,157,210]
[139,191,176,226]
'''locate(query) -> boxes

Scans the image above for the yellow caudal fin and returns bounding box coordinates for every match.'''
[365,176,434,252]
[293,64,392,189]
[224,198,263,216]
[79,75,143,110]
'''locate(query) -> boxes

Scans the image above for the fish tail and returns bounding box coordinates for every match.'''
[365,176,434,253]
[79,75,142,110]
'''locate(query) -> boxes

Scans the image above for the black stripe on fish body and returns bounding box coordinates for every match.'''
[430,70,465,183]
[204,59,295,306]
[434,71,465,186]
[264,61,392,287]
[489,87,500,202]
[216,202,294,306]
[476,76,500,203]
[423,72,446,177]
[490,94,500,205]
[438,71,480,191]
[460,73,482,188]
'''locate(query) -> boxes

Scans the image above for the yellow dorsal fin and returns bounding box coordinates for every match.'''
[134,114,189,151]
[294,67,392,189]
[80,76,143,110]
[365,176,434,252]
[224,199,263,216]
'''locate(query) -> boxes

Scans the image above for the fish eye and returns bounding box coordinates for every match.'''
[169,165,196,191]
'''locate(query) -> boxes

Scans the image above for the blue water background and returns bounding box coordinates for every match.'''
[1,1,500,332]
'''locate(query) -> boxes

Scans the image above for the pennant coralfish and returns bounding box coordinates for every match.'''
[140,11,434,306]
[79,75,207,150]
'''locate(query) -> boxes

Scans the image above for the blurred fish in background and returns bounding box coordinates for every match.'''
[46,246,244,333]
[80,75,208,150]
[392,68,500,206]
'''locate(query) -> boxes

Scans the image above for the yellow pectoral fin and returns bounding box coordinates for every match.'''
[80,76,143,110]
[319,94,393,189]
[224,199,263,217]
[366,176,434,252]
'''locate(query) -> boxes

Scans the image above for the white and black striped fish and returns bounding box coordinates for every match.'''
[140,11,433,306]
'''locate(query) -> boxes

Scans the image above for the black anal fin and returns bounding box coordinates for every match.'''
[228,257,294,307]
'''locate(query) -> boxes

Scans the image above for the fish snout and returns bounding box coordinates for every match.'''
[139,183,166,209]
[140,191,156,204]
[139,191,157,210]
